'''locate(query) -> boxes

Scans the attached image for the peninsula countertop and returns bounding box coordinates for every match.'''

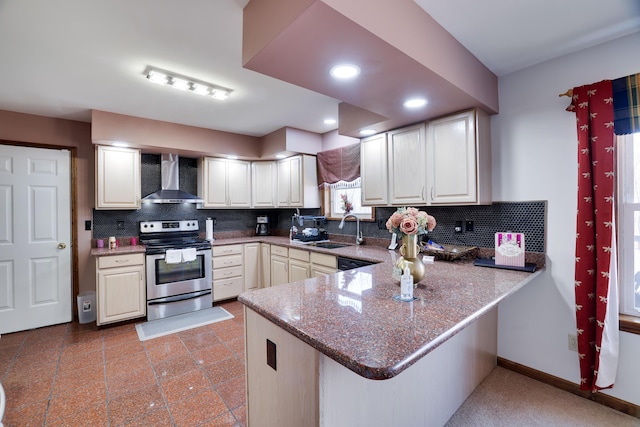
[238,241,543,380]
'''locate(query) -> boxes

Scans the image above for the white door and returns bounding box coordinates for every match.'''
[0,145,71,334]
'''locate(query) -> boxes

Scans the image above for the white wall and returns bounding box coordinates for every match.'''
[494,31,640,405]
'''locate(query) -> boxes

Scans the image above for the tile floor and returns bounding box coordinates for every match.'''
[0,300,246,427]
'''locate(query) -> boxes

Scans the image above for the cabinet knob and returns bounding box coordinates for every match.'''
[58,243,66,249]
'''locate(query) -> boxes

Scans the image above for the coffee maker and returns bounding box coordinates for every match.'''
[255,216,269,236]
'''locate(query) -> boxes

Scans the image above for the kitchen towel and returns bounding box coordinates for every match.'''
[181,248,197,262]
[165,249,182,264]
[495,232,525,267]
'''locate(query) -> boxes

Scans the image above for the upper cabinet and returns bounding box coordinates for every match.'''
[277,155,320,208]
[95,145,141,210]
[387,124,427,205]
[251,161,277,208]
[360,133,388,206]
[199,157,251,208]
[426,109,492,205]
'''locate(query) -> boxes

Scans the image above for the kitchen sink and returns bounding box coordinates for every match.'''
[312,242,351,249]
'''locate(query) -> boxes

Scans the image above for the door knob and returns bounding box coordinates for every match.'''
[58,243,66,249]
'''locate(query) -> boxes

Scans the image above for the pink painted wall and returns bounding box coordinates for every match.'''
[321,129,358,151]
[0,110,95,295]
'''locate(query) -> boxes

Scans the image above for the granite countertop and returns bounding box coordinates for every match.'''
[237,239,543,380]
[90,245,146,257]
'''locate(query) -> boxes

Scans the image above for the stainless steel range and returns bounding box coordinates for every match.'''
[140,220,212,321]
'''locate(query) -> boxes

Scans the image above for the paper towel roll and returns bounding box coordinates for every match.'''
[206,218,214,242]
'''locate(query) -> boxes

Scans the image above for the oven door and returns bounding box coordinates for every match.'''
[146,249,212,301]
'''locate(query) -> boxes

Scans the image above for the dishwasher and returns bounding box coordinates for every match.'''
[337,256,375,271]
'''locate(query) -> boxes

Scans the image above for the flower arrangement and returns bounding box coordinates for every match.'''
[386,207,436,239]
[340,193,353,214]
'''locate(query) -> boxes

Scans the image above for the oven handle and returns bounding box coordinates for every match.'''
[148,290,212,305]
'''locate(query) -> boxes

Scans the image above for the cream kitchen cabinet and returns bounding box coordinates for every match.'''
[360,133,388,206]
[288,248,310,282]
[387,123,427,205]
[199,157,251,208]
[426,109,492,205]
[96,253,145,325]
[270,245,289,287]
[251,161,277,208]
[95,145,141,209]
[261,243,271,288]
[212,244,244,301]
[310,252,337,277]
[277,155,320,208]
[244,242,261,291]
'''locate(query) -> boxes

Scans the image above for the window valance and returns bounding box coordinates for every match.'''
[316,143,361,188]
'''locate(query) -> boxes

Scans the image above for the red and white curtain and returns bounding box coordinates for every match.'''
[568,81,618,391]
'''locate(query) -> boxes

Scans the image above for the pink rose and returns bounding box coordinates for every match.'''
[406,207,419,218]
[426,215,436,231]
[399,217,419,235]
[386,212,403,230]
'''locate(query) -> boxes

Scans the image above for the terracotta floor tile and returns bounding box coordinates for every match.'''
[62,334,104,353]
[53,363,105,393]
[105,352,151,378]
[226,337,245,357]
[20,337,63,354]
[58,348,103,372]
[190,343,233,367]
[107,365,157,399]
[101,322,137,337]
[203,357,245,386]
[3,377,53,408]
[104,329,140,348]
[169,388,228,427]
[27,323,68,340]
[180,330,221,352]
[104,339,145,361]
[145,337,190,364]
[2,398,48,427]
[4,361,56,385]
[232,405,247,426]
[216,375,246,410]
[121,406,175,427]
[45,401,108,427]
[47,379,107,421]
[143,333,182,349]
[211,322,244,342]
[199,411,241,427]
[0,330,28,348]
[177,324,213,339]
[160,368,212,404]
[154,353,198,382]
[108,384,165,425]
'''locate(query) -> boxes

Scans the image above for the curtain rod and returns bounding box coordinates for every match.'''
[559,89,573,98]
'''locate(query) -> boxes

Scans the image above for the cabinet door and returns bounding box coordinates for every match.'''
[289,259,310,282]
[276,158,291,206]
[252,162,277,208]
[388,124,427,205]
[287,156,303,207]
[201,157,228,208]
[97,265,145,325]
[228,160,251,207]
[95,146,141,209]
[261,243,271,287]
[270,255,289,286]
[244,243,261,291]
[427,110,478,204]
[360,134,388,205]
[311,264,337,277]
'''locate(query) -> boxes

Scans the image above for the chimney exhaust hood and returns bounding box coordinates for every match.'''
[142,153,204,204]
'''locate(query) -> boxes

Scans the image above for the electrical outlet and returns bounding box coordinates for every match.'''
[84,220,92,231]
[454,220,463,233]
[116,220,125,230]
[377,219,386,230]
[465,220,474,232]
[568,334,578,352]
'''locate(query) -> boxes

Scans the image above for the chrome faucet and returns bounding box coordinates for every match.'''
[339,214,364,245]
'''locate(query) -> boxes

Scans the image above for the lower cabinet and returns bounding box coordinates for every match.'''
[244,242,261,291]
[213,244,244,301]
[245,307,319,426]
[288,248,310,282]
[310,252,337,277]
[96,253,146,325]
[261,243,271,288]
[270,245,289,286]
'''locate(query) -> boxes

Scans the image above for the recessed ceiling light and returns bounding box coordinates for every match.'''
[112,142,129,147]
[324,118,337,125]
[330,64,360,79]
[227,155,238,160]
[404,98,428,109]
[359,129,376,136]
[276,154,287,159]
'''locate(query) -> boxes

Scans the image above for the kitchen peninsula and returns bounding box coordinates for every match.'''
[238,244,542,427]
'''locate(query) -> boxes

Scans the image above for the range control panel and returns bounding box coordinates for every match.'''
[140,220,199,233]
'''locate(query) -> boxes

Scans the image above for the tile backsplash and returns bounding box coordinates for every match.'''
[93,153,546,253]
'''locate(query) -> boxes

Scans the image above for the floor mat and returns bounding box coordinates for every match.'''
[135,307,234,341]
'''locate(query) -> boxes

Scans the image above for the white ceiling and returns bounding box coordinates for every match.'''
[0,0,638,138]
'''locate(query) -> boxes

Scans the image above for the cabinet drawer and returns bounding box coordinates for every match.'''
[289,248,309,262]
[310,252,336,268]
[271,245,288,257]
[212,244,243,256]
[213,265,243,280]
[98,253,144,269]
[213,254,243,269]
[213,276,244,301]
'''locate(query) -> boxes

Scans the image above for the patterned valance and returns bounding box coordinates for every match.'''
[612,73,640,135]
[316,143,361,188]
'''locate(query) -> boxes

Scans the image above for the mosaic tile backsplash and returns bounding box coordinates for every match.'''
[92,154,546,253]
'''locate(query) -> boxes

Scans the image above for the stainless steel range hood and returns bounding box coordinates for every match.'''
[142,153,204,204]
